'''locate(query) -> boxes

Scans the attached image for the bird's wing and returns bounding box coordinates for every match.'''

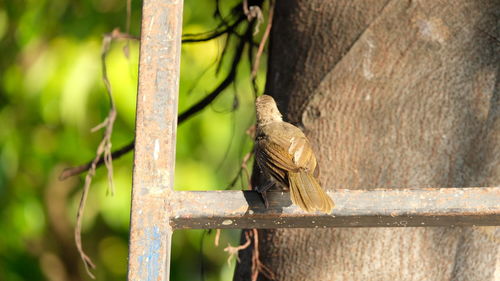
[287,134,316,171]
[268,122,317,171]
[255,138,293,187]
[257,122,317,173]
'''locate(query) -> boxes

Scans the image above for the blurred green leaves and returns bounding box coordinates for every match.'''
[0,0,264,280]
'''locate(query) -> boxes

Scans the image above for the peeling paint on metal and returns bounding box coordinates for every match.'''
[153,139,160,160]
[137,226,162,281]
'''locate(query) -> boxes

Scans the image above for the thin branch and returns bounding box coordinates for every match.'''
[250,229,275,281]
[216,31,233,74]
[243,0,264,35]
[227,124,255,189]
[109,28,140,41]
[75,31,118,279]
[182,16,245,43]
[214,229,221,247]
[251,0,274,79]
[214,0,224,21]
[243,0,250,17]
[178,30,248,123]
[226,229,275,280]
[247,31,259,96]
[59,141,133,180]
[99,34,117,197]
[227,149,253,190]
[224,230,252,265]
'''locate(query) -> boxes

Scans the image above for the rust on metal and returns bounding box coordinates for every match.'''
[169,187,500,229]
[128,0,183,280]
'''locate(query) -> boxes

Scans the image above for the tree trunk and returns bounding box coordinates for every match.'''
[234,0,499,280]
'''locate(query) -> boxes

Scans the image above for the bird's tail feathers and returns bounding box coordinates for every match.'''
[288,171,334,213]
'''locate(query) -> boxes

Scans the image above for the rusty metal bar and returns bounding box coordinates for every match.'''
[170,187,500,229]
[128,0,183,280]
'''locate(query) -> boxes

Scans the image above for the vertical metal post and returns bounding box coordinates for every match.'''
[128,0,183,280]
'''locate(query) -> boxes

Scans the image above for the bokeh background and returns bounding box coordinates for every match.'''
[0,0,265,280]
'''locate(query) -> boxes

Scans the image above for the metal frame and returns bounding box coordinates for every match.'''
[127,1,500,280]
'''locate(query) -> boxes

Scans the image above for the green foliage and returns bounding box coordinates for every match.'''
[0,0,265,280]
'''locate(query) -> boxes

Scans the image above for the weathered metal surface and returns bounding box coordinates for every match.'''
[169,188,500,229]
[127,0,183,280]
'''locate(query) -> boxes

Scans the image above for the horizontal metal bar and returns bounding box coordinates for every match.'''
[169,187,500,229]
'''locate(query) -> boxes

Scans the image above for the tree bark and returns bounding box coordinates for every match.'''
[235,0,499,280]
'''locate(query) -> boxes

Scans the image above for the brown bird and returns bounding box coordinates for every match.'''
[254,95,334,213]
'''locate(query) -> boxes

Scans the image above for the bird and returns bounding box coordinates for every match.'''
[254,95,334,213]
